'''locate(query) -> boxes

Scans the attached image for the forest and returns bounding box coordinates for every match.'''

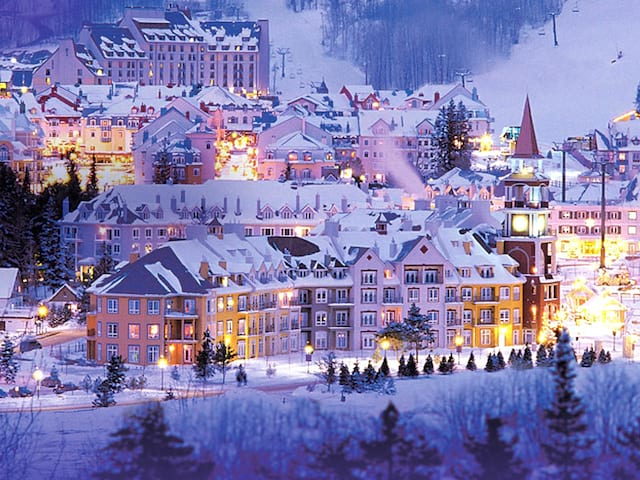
[317,0,566,89]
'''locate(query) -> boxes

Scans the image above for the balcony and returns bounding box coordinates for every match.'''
[291,321,300,330]
[477,317,496,325]
[265,324,276,333]
[327,295,353,305]
[382,295,403,305]
[444,295,463,303]
[290,298,311,307]
[87,328,96,337]
[474,294,498,303]
[446,318,462,327]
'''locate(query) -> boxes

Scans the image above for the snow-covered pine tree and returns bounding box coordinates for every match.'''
[537,344,549,367]
[85,154,99,199]
[93,379,116,407]
[0,335,19,384]
[212,341,237,385]
[542,328,590,478]
[496,351,506,370]
[464,416,526,480]
[406,354,419,377]
[351,361,364,393]
[94,402,214,479]
[522,346,534,369]
[106,354,128,393]
[484,353,496,372]
[317,352,338,392]
[194,329,215,384]
[80,374,92,393]
[438,355,450,375]
[514,350,523,369]
[447,353,455,372]
[170,366,181,382]
[597,349,607,363]
[379,356,390,377]
[423,355,434,375]
[508,348,517,367]
[363,360,377,386]
[402,303,434,362]
[466,352,477,371]
[38,196,73,288]
[339,362,352,389]
[579,349,593,368]
[635,81,640,113]
[397,355,406,377]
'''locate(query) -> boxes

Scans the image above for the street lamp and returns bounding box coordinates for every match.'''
[37,304,48,335]
[158,356,168,391]
[304,340,314,373]
[380,338,390,360]
[454,335,464,365]
[32,368,43,400]
[613,329,618,352]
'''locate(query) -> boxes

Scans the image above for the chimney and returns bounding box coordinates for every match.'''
[434,91,440,103]
[296,193,300,213]
[129,252,140,264]
[218,260,227,270]
[199,259,209,279]
[62,197,70,217]
[223,196,228,214]
[256,199,261,216]
[463,241,472,255]
[180,189,186,203]
[315,193,321,211]
[389,238,398,258]
[170,196,177,212]
[341,196,348,212]
[155,194,160,204]
[235,196,241,215]
[201,195,206,212]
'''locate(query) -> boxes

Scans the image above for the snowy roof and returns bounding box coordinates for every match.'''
[87,24,146,59]
[0,268,18,299]
[358,110,437,137]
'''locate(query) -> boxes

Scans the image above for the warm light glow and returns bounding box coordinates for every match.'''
[37,304,48,318]
[304,341,314,355]
[585,218,596,229]
[158,356,168,369]
[340,167,353,180]
[512,214,529,233]
[454,335,464,347]
[32,368,44,382]
[224,334,231,346]
[479,133,493,152]
[538,331,546,344]
[380,338,391,351]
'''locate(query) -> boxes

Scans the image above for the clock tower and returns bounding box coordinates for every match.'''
[499,97,561,344]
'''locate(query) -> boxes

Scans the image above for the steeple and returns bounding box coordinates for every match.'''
[513,96,542,159]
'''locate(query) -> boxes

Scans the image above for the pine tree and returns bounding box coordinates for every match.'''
[432,100,472,175]
[65,156,82,211]
[597,349,607,363]
[496,351,506,370]
[522,346,534,369]
[363,360,377,385]
[405,354,419,377]
[339,362,352,389]
[542,329,590,478]
[193,329,215,384]
[85,154,99,199]
[423,355,434,375]
[507,348,516,367]
[447,353,455,372]
[438,355,450,374]
[170,366,181,382]
[93,379,116,407]
[635,81,640,113]
[212,341,237,385]
[93,242,114,280]
[484,353,496,372]
[466,352,477,371]
[80,374,93,393]
[464,417,526,480]
[0,335,19,384]
[379,356,390,377]
[351,361,364,392]
[317,352,338,392]
[397,355,406,377]
[95,402,214,479]
[579,348,592,368]
[537,344,549,367]
[359,402,440,478]
[106,354,128,393]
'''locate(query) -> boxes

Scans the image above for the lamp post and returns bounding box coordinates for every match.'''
[613,329,618,352]
[304,340,314,373]
[454,335,464,365]
[37,304,48,335]
[380,338,390,361]
[158,356,168,391]
[32,368,43,400]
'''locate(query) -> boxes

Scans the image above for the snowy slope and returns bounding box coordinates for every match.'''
[243,0,364,98]
[243,0,640,145]
[469,0,640,143]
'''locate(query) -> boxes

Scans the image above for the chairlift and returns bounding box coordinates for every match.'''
[572,1,580,13]
[538,28,546,36]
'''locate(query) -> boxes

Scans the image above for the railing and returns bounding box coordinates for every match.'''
[328,295,353,304]
[474,294,497,302]
[290,321,300,329]
[446,318,462,327]
[265,324,276,333]
[477,317,496,325]
[382,295,403,304]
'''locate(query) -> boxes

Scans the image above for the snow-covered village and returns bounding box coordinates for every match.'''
[1,0,640,478]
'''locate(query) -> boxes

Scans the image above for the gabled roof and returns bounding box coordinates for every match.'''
[0,268,19,299]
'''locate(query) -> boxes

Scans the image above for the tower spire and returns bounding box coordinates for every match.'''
[513,96,542,158]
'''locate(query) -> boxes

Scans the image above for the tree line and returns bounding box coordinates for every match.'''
[317,0,565,89]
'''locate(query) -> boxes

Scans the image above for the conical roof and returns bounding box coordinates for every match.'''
[513,96,542,159]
